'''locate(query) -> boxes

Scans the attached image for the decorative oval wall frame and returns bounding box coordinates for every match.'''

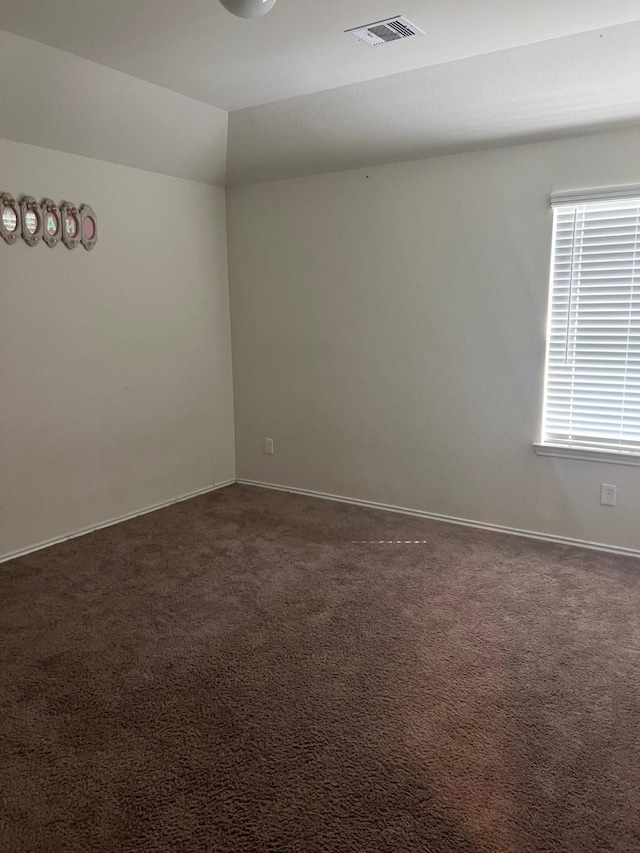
[60,201,81,250]
[1,194,97,251]
[41,199,62,248]
[79,204,98,251]
[20,196,43,247]
[1,193,21,245]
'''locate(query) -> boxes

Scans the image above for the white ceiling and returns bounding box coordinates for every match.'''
[227,21,640,184]
[1,2,640,186]
[1,0,640,110]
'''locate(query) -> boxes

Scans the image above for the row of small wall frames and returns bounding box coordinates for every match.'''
[0,192,97,250]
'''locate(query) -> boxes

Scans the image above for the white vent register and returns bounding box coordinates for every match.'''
[346,17,425,47]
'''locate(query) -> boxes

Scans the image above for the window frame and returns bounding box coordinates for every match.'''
[534,184,640,466]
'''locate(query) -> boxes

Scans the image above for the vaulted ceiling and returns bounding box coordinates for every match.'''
[2,0,639,109]
[1,0,640,185]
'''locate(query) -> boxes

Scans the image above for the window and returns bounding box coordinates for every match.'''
[538,187,640,462]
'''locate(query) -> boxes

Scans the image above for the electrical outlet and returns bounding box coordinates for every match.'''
[264,438,274,455]
[600,484,617,507]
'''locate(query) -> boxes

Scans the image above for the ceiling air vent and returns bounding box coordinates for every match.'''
[346,16,425,47]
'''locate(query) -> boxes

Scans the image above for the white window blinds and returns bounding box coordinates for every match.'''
[542,190,640,455]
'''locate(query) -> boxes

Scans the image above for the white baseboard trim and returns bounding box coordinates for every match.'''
[236,478,640,560]
[4,476,638,565]
[0,480,235,566]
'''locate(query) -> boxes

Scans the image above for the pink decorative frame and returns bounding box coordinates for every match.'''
[41,198,62,248]
[20,195,43,247]
[79,204,98,251]
[1,194,97,252]
[60,201,81,250]
[0,192,21,245]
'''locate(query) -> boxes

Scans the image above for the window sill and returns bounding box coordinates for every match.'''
[533,442,640,467]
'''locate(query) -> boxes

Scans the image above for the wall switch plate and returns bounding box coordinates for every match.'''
[264,438,274,455]
[601,484,617,506]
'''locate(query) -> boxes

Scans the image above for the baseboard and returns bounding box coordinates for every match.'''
[0,480,236,566]
[5,476,638,565]
[236,478,640,560]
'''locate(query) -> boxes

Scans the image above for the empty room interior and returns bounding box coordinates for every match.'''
[2,1,640,850]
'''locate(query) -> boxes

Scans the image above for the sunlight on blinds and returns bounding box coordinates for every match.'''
[542,194,640,454]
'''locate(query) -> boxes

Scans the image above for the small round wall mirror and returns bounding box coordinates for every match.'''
[20,196,43,246]
[3,207,17,232]
[60,201,81,249]
[79,204,98,251]
[0,193,21,245]
[41,199,61,248]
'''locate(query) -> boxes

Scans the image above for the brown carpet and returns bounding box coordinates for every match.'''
[1,484,639,852]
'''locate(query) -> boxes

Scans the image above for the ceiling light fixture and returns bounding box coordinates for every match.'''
[219,0,277,18]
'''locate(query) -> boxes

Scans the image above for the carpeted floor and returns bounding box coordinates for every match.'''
[1,484,639,852]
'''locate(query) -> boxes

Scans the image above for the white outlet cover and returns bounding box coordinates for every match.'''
[600,484,617,506]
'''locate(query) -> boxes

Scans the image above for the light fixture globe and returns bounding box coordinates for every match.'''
[219,0,277,18]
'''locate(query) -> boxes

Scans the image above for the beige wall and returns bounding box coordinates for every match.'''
[0,139,235,558]
[227,126,640,552]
